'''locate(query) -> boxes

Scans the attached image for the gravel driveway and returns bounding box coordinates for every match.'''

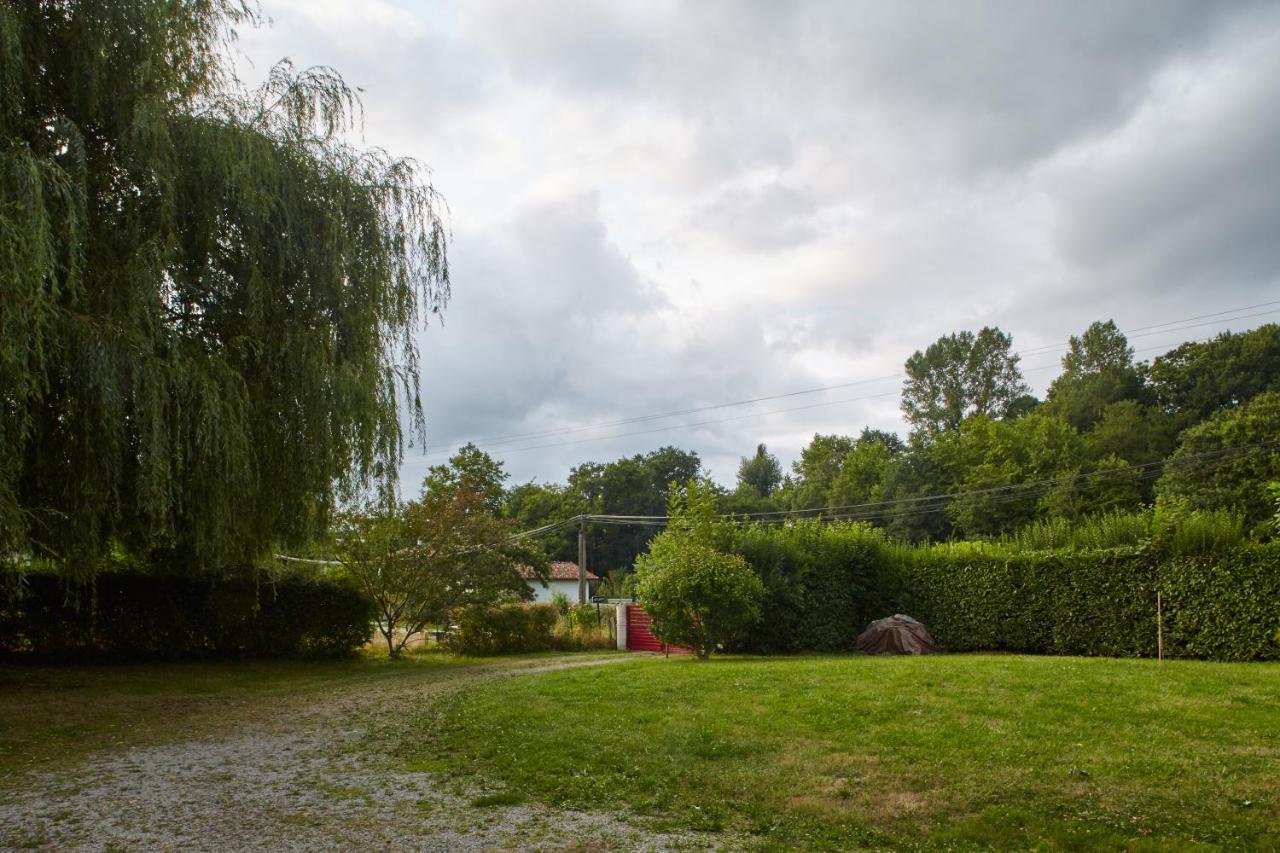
[0,656,717,851]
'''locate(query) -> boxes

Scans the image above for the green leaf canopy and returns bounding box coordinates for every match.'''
[0,2,449,572]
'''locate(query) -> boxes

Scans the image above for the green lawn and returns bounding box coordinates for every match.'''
[414,654,1280,850]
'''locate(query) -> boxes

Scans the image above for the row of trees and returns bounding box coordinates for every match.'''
[500,322,1280,571]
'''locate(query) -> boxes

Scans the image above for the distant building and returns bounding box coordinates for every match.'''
[521,561,601,604]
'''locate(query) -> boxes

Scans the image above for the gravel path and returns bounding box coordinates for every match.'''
[0,657,720,851]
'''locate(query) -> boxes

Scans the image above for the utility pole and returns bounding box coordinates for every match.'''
[577,514,588,605]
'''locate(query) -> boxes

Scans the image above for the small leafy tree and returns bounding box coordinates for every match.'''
[632,478,762,658]
[333,489,546,657]
[902,327,1029,436]
[737,443,783,498]
[633,537,763,658]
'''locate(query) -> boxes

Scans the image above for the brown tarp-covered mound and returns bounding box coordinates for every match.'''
[855,614,942,655]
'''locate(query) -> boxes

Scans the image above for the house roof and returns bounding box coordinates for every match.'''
[521,561,601,582]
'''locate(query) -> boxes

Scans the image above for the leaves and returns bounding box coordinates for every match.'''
[902,327,1029,435]
[1,3,449,572]
[333,487,543,657]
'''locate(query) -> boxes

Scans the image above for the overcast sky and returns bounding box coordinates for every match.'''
[237,0,1280,490]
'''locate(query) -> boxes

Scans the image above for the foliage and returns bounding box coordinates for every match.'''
[725,520,894,653]
[934,414,1086,536]
[783,433,856,509]
[551,602,615,650]
[736,443,782,498]
[1007,509,1151,552]
[0,2,450,573]
[443,603,557,655]
[503,481,586,563]
[426,656,1280,849]
[663,477,735,545]
[1044,320,1148,430]
[633,487,763,658]
[334,487,543,658]
[1147,324,1280,430]
[566,446,703,570]
[1155,391,1280,527]
[895,543,1279,660]
[698,511,1270,659]
[0,567,374,660]
[1081,400,1177,472]
[1270,482,1280,539]
[424,443,508,513]
[901,327,1029,435]
[825,432,899,511]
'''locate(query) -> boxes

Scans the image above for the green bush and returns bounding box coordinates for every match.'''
[0,568,375,659]
[548,603,616,651]
[895,548,1156,656]
[445,603,557,655]
[725,520,898,653]
[633,535,764,658]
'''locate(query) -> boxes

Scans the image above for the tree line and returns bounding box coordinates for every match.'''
[498,322,1280,572]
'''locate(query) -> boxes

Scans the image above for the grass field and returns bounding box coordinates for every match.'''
[415,654,1280,850]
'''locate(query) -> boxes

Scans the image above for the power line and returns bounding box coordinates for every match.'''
[443,333,1254,460]
[1018,300,1280,355]
[571,439,1279,525]
[427,303,1278,461]
[461,373,903,448]
[495,391,901,454]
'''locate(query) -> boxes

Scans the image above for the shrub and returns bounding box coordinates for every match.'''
[551,603,616,651]
[0,568,375,660]
[445,603,557,655]
[1004,505,1246,556]
[1161,546,1280,660]
[725,520,897,653]
[633,535,764,658]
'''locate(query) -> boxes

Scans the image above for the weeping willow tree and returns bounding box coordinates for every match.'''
[0,2,449,574]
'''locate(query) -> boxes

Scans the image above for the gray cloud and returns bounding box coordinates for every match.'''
[240,0,1280,488]
[1048,18,1280,300]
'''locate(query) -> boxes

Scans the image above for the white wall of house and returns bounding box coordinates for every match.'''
[526,579,587,604]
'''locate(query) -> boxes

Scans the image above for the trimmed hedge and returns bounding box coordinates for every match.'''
[726,521,899,653]
[0,569,376,660]
[719,521,1280,661]
[898,545,1280,660]
[896,548,1158,657]
[1161,548,1280,661]
[445,603,557,656]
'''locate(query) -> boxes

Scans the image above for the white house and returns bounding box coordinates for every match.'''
[521,561,601,604]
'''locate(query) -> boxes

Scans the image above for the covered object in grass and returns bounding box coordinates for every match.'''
[855,614,941,655]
